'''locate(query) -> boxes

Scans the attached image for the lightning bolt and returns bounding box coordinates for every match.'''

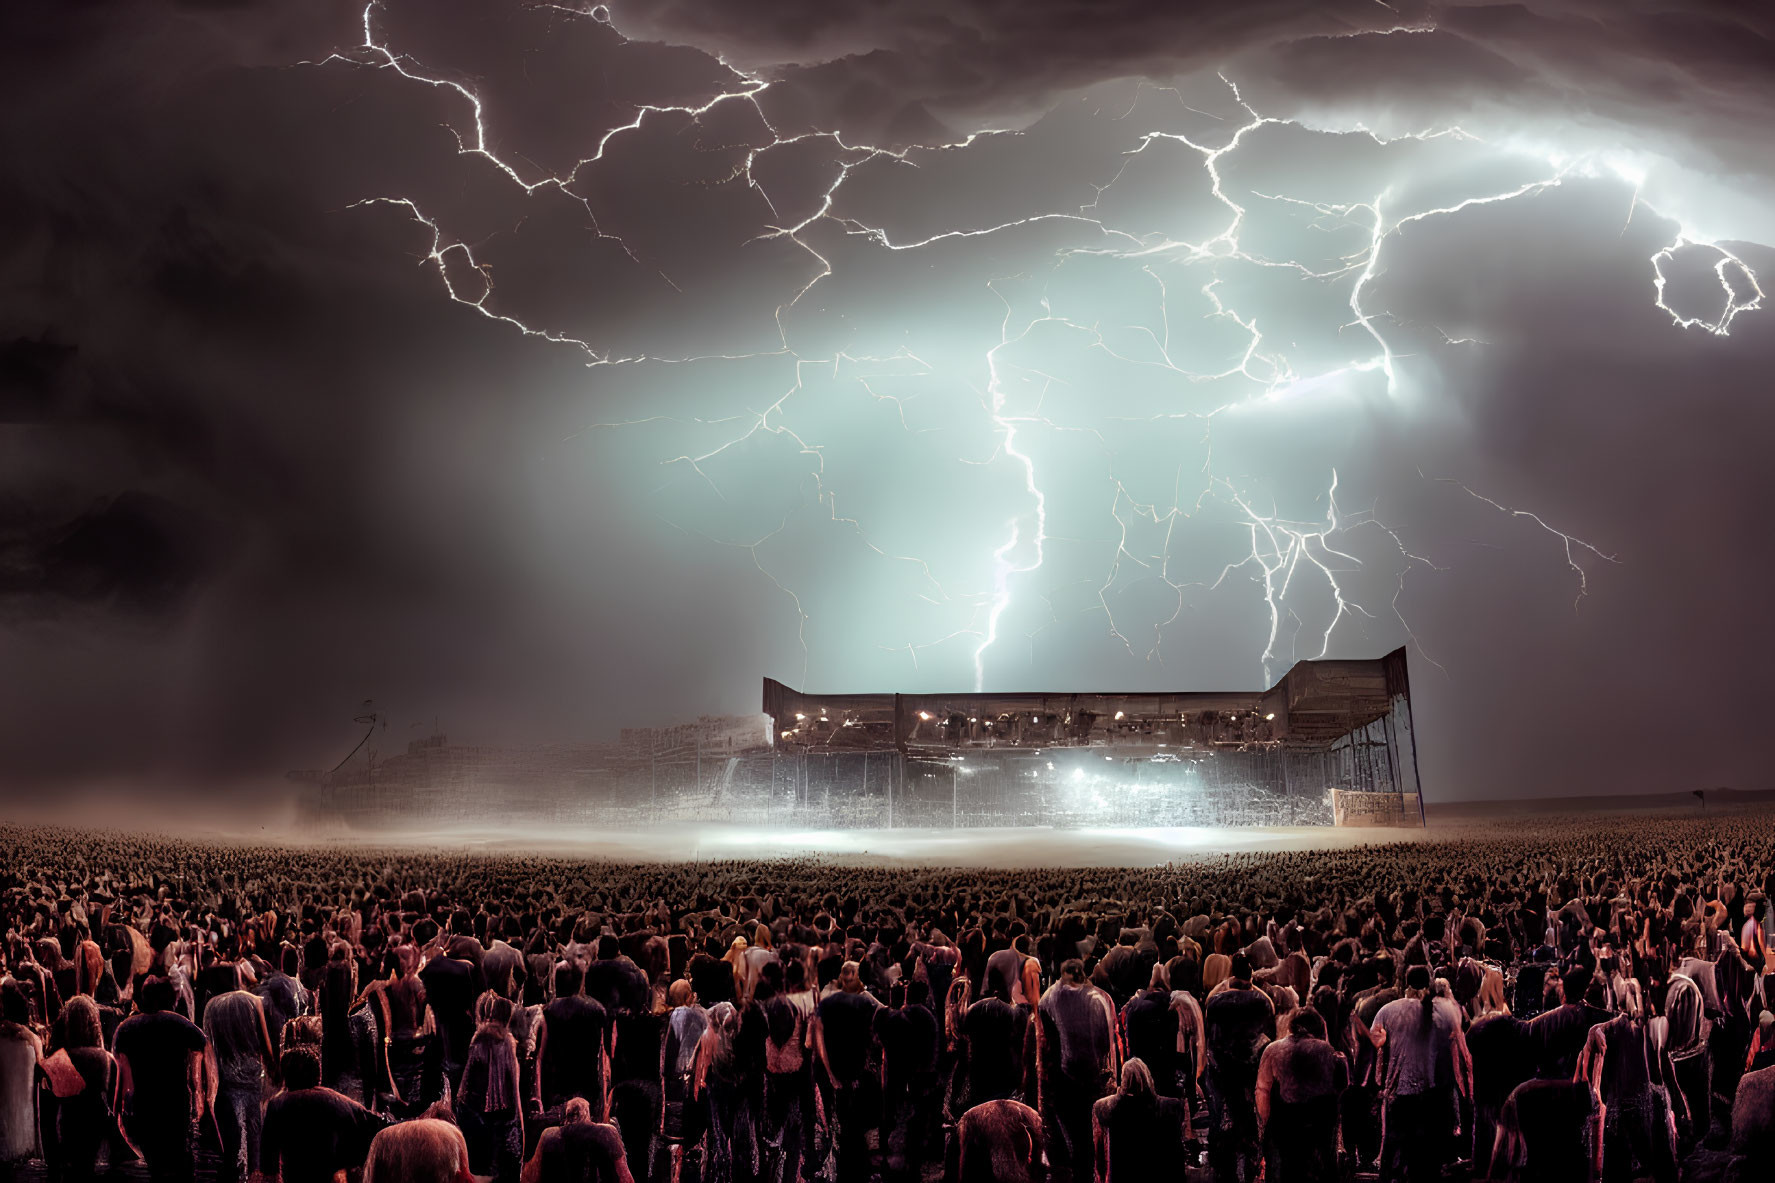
[311,4,1753,689]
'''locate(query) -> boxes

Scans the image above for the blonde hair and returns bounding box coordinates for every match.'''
[1475,966,1510,1017]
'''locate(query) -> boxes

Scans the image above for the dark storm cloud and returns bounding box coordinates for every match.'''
[1,0,1771,805]
[615,2,1775,164]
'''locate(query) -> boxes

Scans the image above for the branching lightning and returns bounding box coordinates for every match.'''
[313,2,1760,689]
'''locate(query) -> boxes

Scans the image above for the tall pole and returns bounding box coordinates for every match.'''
[952,763,958,828]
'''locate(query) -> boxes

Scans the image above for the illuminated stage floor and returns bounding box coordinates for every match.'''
[318,821,1432,866]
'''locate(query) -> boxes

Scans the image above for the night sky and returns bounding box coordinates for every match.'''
[3,1,1772,810]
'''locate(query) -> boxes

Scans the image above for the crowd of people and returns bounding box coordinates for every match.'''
[0,810,1773,1183]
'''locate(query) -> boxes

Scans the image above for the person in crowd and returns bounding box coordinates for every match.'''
[1529,967,1609,1081]
[257,948,309,1060]
[114,974,209,1182]
[1488,1028,1606,1182]
[203,989,279,1183]
[1662,972,1711,1146]
[815,960,881,1183]
[694,1000,760,1183]
[1465,965,1532,1168]
[421,938,485,1101]
[585,935,651,1017]
[41,994,116,1182]
[317,942,357,1089]
[1092,1057,1187,1183]
[1203,951,1272,1183]
[256,1044,385,1183]
[608,978,665,1183]
[1593,1002,1681,1183]
[660,979,708,1175]
[0,979,43,1178]
[875,979,940,1183]
[1367,964,1470,1183]
[363,1116,477,1183]
[1256,1007,1347,1182]
[1121,964,1183,1099]
[955,967,1031,1111]
[522,1096,634,1183]
[536,959,611,1117]
[1037,957,1118,1182]
[456,992,524,1183]
[370,942,430,1115]
[757,970,813,1183]
[952,1098,1045,1183]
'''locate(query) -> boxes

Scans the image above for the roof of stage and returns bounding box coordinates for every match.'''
[763,648,1414,757]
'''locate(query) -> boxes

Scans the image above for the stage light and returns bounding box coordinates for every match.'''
[794,714,806,721]
[1114,711,1125,721]
[1265,713,1276,721]
[918,711,933,721]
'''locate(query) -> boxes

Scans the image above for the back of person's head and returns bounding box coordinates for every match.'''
[138,974,176,1014]
[1148,963,1170,992]
[61,994,104,1048]
[785,959,807,991]
[667,979,695,1008]
[553,960,584,1000]
[1059,958,1087,985]
[475,991,514,1030]
[281,1046,322,1090]
[907,979,930,1008]
[1562,965,1592,1004]
[1289,1007,1327,1040]
[1118,1056,1157,1100]
[562,1096,593,1125]
[889,981,907,1008]
[0,980,28,1026]
[282,1014,323,1051]
[597,934,619,961]
[1229,952,1252,982]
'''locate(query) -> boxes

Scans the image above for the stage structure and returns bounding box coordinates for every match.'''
[297,654,1421,832]
[761,649,1424,828]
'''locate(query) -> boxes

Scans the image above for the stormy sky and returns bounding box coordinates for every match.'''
[2,0,1772,808]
